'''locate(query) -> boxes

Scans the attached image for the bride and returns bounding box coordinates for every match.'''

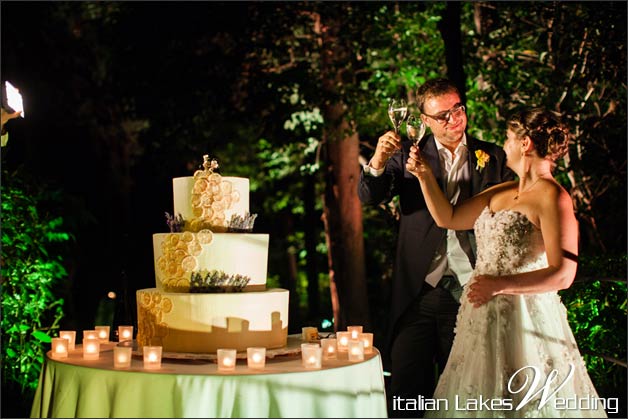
[406,107,608,418]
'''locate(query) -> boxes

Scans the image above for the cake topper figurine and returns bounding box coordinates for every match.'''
[202,155,219,173]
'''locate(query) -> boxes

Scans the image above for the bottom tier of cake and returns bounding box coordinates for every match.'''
[136,288,289,353]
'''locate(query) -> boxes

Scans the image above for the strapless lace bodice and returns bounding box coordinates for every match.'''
[474,206,547,277]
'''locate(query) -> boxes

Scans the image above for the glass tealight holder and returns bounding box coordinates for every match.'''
[359,332,374,354]
[301,343,322,369]
[51,337,69,359]
[59,330,76,351]
[113,346,133,369]
[336,331,350,352]
[348,339,365,362]
[143,346,163,370]
[95,325,110,343]
[247,347,266,370]
[82,337,100,360]
[347,325,363,340]
[118,325,134,342]
[321,338,337,360]
[83,330,98,343]
[217,349,237,372]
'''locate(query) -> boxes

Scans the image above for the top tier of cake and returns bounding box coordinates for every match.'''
[173,175,250,233]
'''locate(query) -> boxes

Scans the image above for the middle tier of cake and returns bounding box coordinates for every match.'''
[153,232,269,292]
[136,288,289,353]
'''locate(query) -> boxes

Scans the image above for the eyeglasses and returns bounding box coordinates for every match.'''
[422,103,466,125]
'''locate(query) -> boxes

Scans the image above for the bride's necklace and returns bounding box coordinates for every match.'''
[513,177,543,201]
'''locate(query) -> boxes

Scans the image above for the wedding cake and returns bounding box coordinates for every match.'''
[136,155,289,353]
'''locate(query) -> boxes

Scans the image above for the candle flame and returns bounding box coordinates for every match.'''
[223,357,234,367]
[148,353,158,362]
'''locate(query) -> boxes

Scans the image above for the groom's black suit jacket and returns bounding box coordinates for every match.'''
[358,132,514,355]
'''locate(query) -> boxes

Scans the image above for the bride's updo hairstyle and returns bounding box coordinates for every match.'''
[507,107,570,162]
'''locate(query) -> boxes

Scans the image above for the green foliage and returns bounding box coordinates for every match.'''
[559,255,627,410]
[1,174,71,395]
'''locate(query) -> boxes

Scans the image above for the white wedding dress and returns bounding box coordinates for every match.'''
[426,207,608,418]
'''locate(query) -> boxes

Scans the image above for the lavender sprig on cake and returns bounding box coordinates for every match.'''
[165,212,185,232]
[227,212,258,233]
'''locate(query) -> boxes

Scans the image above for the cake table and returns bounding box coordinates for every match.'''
[30,336,387,418]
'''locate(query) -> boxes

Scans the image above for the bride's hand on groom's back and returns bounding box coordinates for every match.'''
[467,275,503,308]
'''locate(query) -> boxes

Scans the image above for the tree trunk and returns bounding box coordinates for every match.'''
[303,175,320,321]
[316,8,370,331]
[320,105,370,331]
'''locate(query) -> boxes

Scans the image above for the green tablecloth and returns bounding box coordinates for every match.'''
[30,344,387,418]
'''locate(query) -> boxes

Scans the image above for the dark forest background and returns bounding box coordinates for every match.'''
[1,2,626,417]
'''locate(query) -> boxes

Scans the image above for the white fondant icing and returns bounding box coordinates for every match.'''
[153,232,269,291]
[136,288,289,353]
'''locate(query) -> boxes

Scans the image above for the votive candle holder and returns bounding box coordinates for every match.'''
[347,325,363,340]
[118,325,134,342]
[59,330,76,351]
[321,338,337,360]
[83,330,98,342]
[359,332,374,354]
[348,339,365,362]
[95,325,110,343]
[113,346,133,369]
[336,331,351,352]
[217,349,237,372]
[301,343,322,369]
[143,346,163,370]
[82,337,100,360]
[247,347,266,370]
[51,337,69,359]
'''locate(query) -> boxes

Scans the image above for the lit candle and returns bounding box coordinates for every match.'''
[348,339,365,362]
[301,326,319,342]
[347,325,363,340]
[113,346,133,369]
[301,343,322,369]
[336,331,350,352]
[217,349,237,372]
[83,330,98,342]
[321,338,337,360]
[143,346,162,370]
[51,338,69,359]
[82,337,100,360]
[118,325,134,342]
[247,347,266,370]
[359,332,374,354]
[95,325,110,343]
[59,331,76,351]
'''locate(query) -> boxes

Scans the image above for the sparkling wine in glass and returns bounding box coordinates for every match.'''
[406,115,426,146]
[388,98,408,134]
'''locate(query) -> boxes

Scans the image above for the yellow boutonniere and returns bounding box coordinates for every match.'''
[475,150,490,172]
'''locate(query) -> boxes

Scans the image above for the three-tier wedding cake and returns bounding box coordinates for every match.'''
[136,155,289,353]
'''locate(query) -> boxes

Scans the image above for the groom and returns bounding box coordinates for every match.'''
[358,78,514,417]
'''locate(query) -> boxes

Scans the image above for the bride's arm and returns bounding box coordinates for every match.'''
[406,145,504,231]
[467,184,578,307]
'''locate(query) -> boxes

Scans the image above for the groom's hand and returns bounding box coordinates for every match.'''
[370,130,401,170]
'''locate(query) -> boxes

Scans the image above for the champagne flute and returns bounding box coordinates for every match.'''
[406,114,426,146]
[388,98,408,134]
